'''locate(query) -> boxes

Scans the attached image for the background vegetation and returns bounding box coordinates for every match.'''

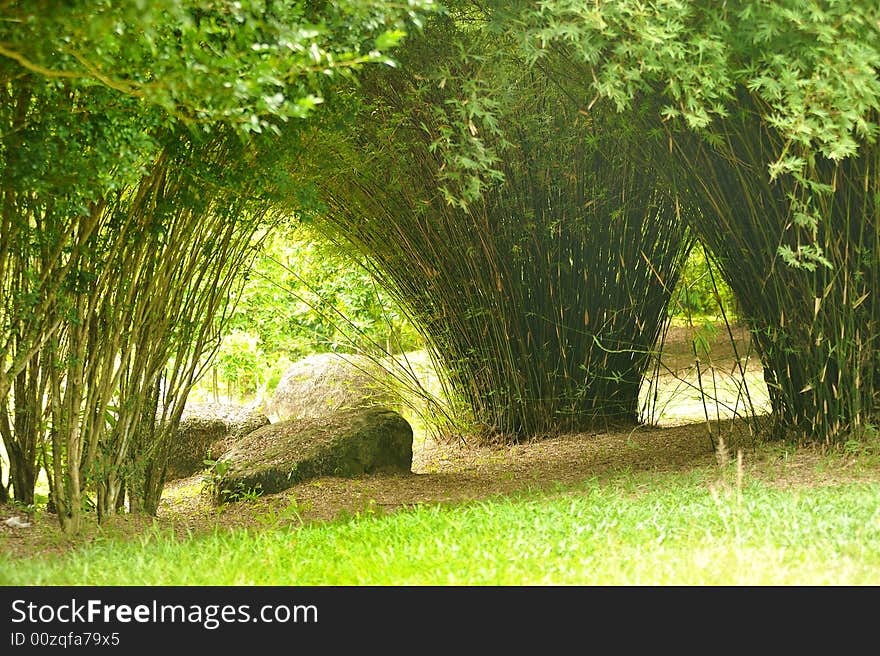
[196,226,423,403]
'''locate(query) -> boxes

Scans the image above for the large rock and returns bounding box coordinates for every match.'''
[264,353,400,422]
[213,407,413,502]
[166,403,271,481]
[166,417,228,481]
[181,402,271,437]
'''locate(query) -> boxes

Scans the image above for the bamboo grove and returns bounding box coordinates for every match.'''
[2,1,880,530]
[515,0,880,443]
[301,19,688,440]
[0,78,288,532]
[668,107,880,442]
[0,0,434,531]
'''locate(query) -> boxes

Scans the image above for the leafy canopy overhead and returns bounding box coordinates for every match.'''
[1,0,435,134]
[510,0,880,169]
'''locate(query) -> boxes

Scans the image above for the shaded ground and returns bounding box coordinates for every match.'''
[2,321,878,561]
[4,415,880,561]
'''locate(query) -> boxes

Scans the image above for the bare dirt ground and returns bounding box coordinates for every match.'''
[2,322,879,560]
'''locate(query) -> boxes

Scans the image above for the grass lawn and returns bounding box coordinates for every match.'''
[3,459,879,585]
[2,325,878,586]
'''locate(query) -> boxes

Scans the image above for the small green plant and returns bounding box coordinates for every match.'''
[202,459,264,504]
[229,485,264,503]
[692,321,721,359]
[843,440,864,456]
[845,424,879,451]
[256,499,312,528]
[216,485,265,506]
[10,499,38,515]
[200,458,231,497]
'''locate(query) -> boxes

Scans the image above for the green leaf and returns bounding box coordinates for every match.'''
[375,29,407,51]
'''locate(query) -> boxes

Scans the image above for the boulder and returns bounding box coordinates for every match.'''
[180,402,270,436]
[264,352,399,422]
[166,403,271,480]
[166,416,228,481]
[208,407,272,458]
[229,411,271,438]
[213,407,413,502]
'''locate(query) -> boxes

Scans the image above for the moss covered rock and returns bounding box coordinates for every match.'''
[213,407,413,502]
[167,417,228,481]
[264,353,400,422]
[167,404,271,481]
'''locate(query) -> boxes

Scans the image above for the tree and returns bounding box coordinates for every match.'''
[503,0,880,443]
[300,9,688,440]
[0,0,435,528]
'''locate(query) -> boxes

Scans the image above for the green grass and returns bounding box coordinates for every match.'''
[3,474,879,585]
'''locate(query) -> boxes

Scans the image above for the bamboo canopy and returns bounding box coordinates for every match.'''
[303,28,687,441]
[667,97,880,442]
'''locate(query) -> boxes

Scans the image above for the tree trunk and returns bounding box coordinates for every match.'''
[0,464,8,504]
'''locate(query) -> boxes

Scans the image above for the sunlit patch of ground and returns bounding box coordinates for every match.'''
[639,323,771,427]
[641,364,769,427]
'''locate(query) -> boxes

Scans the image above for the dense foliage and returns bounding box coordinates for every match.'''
[300,13,688,439]
[201,227,422,402]
[672,244,738,320]
[491,0,880,443]
[0,0,434,528]
[3,0,878,532]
